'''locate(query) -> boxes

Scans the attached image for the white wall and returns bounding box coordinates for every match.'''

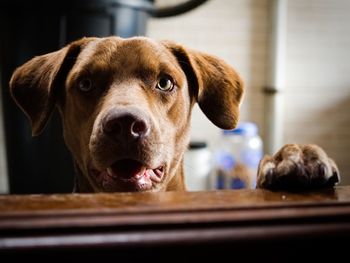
[284,0,350,184]
[148,0,350,184]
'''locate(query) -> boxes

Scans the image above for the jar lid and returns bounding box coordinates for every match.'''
[223,122,258,136]
[188,141,208,149]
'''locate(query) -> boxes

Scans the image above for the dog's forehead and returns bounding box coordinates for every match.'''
[76,37,178,74]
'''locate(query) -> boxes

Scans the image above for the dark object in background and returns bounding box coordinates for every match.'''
[0,0,208,194]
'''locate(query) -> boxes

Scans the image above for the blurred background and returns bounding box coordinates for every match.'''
[0,0,349,193]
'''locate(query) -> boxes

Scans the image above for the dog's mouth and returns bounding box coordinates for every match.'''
[91,159,165,192]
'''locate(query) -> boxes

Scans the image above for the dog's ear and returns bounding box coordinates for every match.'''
[162,41,244,130]
[9,37,95,136]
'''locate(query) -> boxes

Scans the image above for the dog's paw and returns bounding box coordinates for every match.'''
[257,144,340,191]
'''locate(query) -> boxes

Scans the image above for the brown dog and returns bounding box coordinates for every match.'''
[9,36,340,192]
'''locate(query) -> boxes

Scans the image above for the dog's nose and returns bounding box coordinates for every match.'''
[102,108,150,140]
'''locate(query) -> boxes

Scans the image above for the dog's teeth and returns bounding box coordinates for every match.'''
[149,169,162,182]
[107,167,114,177]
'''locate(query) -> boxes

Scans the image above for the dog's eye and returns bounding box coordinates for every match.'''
[156,76,174,91]
[78,78,93,92]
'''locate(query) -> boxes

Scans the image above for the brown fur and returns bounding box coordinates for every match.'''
[257,144,340,190]
[9,36,339,193]
[9,36,243,192]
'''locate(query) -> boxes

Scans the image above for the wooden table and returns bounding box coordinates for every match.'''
[1,186,350,260]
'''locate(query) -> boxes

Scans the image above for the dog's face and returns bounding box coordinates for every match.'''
[63,38,194,192]
[9,37,244,192]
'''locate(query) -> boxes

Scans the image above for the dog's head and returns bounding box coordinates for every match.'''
[9,37,244,192]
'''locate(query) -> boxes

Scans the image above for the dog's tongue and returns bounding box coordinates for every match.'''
[107,159,145,179]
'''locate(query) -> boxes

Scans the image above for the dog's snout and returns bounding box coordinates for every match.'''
[102,108,150,141]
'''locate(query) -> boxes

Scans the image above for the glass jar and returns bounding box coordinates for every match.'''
[212,122,263,189]
[184,141,213,191]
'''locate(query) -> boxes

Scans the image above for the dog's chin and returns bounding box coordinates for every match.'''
[89,159,165,192]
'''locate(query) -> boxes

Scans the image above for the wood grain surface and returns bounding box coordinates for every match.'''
[1,186,349,260]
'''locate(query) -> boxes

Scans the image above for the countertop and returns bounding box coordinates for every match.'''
[1,186,350,260]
